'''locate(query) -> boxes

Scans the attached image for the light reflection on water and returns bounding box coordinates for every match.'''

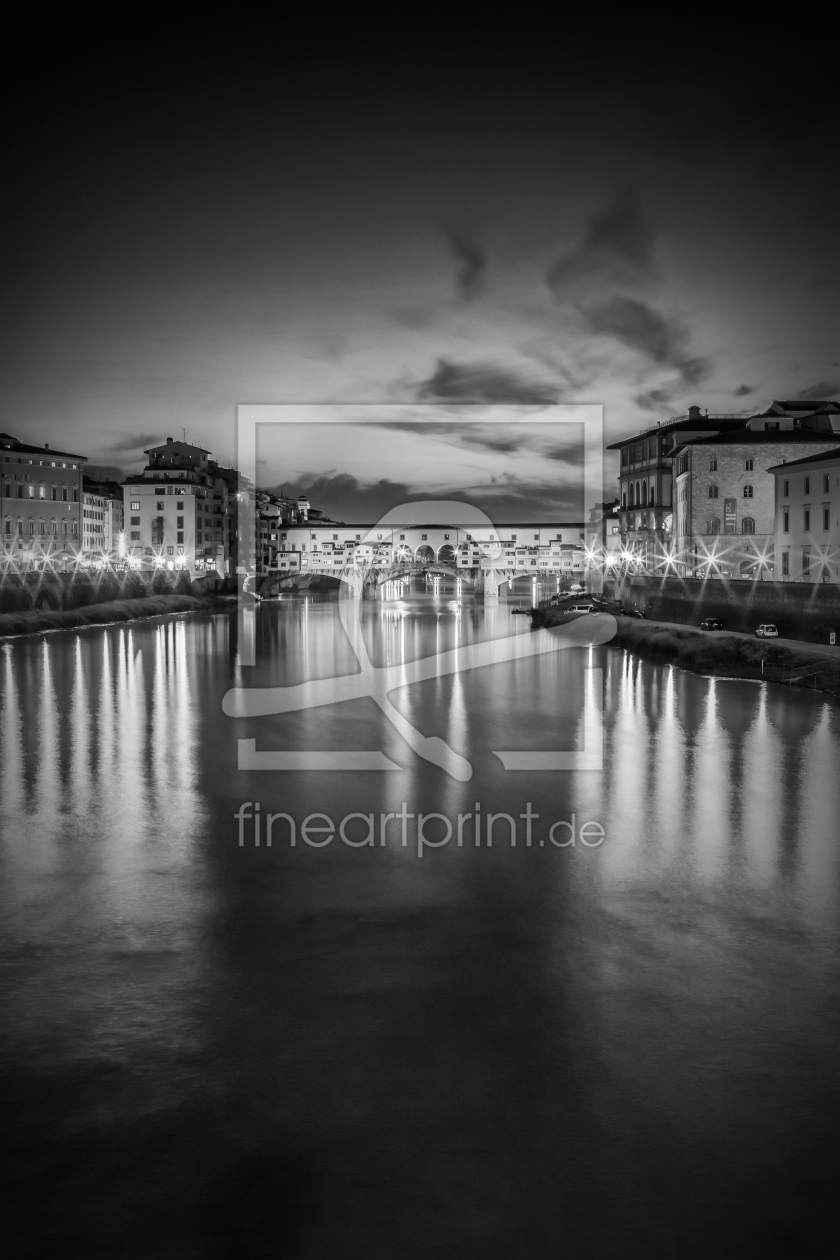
[2,596,840,1255]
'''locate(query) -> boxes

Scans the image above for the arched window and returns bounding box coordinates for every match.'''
[708,485,719,499]
[741,517,755,534]
[641,480,647,506]
[709,458,717,472]
[629,484,635,507]
[743,485,753,498]
[707,518,721,534]
[649,484,655,506]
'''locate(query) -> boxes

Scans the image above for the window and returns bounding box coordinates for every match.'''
[176,532,184,544]
[783,510,789,533]
[766,421,780,431]
[130,516,140,526]
[824,507,830,532]
[421,534,427,540]
[783,480,789,497]
[708,485,719,499]
[804,477,810,494]
[745,458,753,471]
[72,523,78,537]
[62,522,67,536]
[157,502,164,510]
[177,545,184,555]
[707,518,721,534]
[131,501,140,510]
[73,489,78,502]
[741,517,755,534]
[709,458,717,471]
[29,520,36,535]
[51,487,57,500]
[62,488,68,501]
[167,546,174,555]
[333,534,339,540]
[802,549,810,577]
[804,510,810,532]
[782,552,789,576]
[743,485,753,498]
[3,520,8,535]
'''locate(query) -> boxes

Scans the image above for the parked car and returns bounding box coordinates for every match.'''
[568,603,597,614]
[700,618,724,631]
[620,607,645,618]
[755,623,779,638]
[568,583,584,595]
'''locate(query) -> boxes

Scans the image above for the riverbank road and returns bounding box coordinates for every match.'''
[634,616,840,663]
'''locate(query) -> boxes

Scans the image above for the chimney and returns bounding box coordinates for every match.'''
[166,436,173,444]
[687,405,702,421]
[44,443,49,449]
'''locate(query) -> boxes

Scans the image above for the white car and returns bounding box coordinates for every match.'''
[755,623,779,638]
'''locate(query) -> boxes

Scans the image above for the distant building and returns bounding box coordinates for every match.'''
[768,448,840,583]
[584,500,621,591]
[1,433,86,567]
[82,477,125,562]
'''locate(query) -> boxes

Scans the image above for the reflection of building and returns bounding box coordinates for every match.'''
[1,433,86,567]
[122,437,240,574]
[769,447,840,583]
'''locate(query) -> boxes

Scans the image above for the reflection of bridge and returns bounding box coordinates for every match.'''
[375,562,470,585]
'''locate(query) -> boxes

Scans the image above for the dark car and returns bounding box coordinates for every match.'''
[621,607,645,618]
[700,618,724,631]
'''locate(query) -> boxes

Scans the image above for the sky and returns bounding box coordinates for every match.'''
[2,23,838,520]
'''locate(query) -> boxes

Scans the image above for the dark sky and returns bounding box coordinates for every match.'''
[2,21,838,516]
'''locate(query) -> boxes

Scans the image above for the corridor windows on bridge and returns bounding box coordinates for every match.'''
[708,485,719,498]
[743,485,753,498]
[742,518,755,534]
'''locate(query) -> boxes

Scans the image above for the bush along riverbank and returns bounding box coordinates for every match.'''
[529,603,840,694]
[0,592,233,639]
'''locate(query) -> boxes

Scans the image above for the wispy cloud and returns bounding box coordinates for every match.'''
[105,432,162,455]
[416,357,556,405]
[443,228,487,301]
[792,381,840,400]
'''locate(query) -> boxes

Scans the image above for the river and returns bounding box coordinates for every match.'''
[2,588,840,1257]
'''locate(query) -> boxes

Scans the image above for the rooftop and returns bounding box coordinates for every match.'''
[677,430,840,447]
[767,447,840,472]
[0,433,87,462]
[606,417,748,449]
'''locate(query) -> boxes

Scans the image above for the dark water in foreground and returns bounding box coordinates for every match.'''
[2,593,840,1257]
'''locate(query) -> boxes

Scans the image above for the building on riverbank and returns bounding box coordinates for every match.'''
[122,437,243,576]
[584,500,621,592]
[82,477,125,563]
[671,412,840,579]
[1,432,86,568]
[769,447,840,584]
[606,400,840,581]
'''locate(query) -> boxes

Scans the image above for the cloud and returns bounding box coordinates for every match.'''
[547,187,655,297]
[105,432,162,454]
[792,381,840,400]
[416,358,556,404]
[269,470,581,524]
[581,297,711,389]
[443,228,487,301]
[734,384,754,396]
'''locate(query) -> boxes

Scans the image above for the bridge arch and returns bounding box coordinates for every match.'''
[437,543,456,564]
[415,544,435,563]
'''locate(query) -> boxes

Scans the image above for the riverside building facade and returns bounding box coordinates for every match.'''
[769,448,840,583]
[122,437,240,575]
[1,432,86,567]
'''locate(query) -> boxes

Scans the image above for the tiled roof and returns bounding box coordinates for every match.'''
[767,447,840,472]
[606,418,746,449]
[0,434,87,461]
[677,430,840,446]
